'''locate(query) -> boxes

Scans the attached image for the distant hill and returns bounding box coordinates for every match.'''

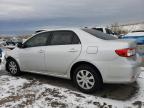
[117,22,144,32]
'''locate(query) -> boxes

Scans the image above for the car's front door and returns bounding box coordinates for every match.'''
[45,30,81,75]
[19,32,51,72]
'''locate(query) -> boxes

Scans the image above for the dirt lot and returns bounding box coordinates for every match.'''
[0,70,144,108]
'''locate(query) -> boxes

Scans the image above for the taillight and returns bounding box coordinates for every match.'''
[115,48,136,57]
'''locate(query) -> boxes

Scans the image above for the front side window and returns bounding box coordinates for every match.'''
[24,32,51,48]
[50,31,80,45]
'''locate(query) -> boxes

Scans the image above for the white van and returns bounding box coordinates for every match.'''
[92,27,118,38]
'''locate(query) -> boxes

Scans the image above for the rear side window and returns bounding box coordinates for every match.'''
[82,29,117,40]
[50,31,80,45]
[72,33,81,44]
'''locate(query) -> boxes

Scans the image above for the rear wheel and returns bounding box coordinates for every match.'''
[6,59,21,76]
[73,64,103,93]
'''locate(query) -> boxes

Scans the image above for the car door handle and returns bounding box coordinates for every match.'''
[39,50,45,53]
[68,48,78,52]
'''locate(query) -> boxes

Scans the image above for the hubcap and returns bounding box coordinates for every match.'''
[8,61,17,74]
[76,70,95,90]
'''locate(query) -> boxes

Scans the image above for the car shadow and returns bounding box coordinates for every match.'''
[96,82,139,100]
[17,72,140,101]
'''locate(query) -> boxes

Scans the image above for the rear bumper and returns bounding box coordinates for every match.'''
[101,64,140,84]
[93,59,141,84]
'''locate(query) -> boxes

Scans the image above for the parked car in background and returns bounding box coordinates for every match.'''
[0,48,2,63]
[92,27,118,38]
[0,48,7,70]
[121,31,144,45]
[121,31,144,64]
[0,40,21,50]
[5,28,141,93]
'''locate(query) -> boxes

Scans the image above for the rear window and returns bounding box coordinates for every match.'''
[82,29,117,40]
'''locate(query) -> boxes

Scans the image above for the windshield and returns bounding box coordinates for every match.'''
[82,28,117,40]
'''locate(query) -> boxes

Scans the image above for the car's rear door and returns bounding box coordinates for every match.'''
[45,30,81,75]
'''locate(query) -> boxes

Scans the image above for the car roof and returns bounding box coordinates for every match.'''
[39,28,80,32]
[34,28,82,35]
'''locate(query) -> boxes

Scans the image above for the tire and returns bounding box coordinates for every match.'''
[6,59,21,76]
[73,64,103,93]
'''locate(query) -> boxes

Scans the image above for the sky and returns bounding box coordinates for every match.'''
[0,0,144,36]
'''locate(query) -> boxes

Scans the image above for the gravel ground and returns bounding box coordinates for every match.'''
[0,70,144,108]
[0,70,140,100]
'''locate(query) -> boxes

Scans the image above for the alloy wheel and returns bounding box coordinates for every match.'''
[76,70,95,90]
[8,61,18,74]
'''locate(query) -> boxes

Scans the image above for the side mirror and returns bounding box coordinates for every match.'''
[17,42,23,48]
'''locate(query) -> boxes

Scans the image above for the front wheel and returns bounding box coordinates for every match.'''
[73,64,103,93]
[6,59,21,76]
